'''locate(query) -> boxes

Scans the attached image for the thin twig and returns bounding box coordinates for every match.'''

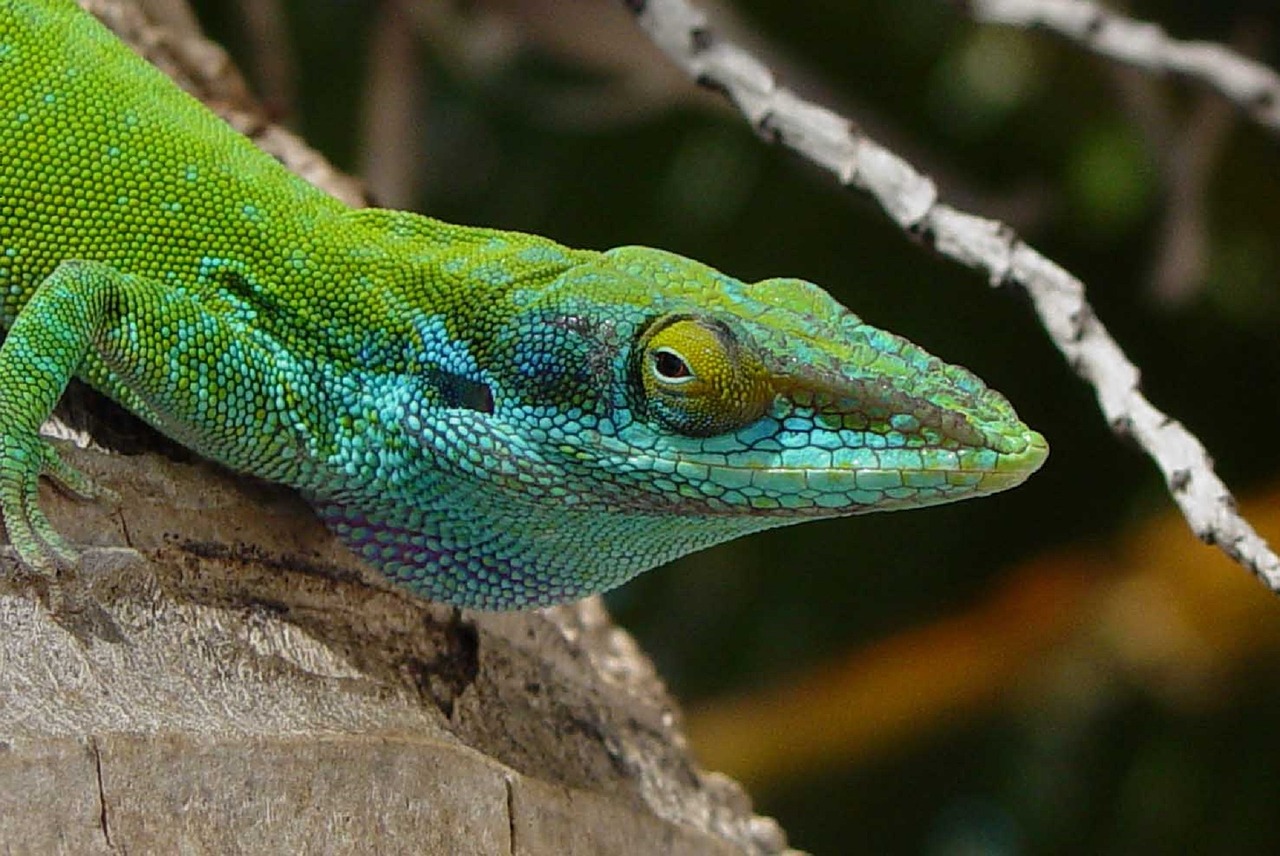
[1107,64,1235,305]
[620,0,1280,590]
[950,0,1280,138]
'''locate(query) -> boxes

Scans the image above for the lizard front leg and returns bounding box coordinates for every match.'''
[0,261,133,574]
[0,258,310,575]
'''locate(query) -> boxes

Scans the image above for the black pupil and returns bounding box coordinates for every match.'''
[653,350,691,380]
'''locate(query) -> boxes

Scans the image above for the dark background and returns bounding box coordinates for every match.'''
[191,1,1280,852]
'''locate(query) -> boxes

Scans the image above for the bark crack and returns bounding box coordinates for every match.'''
[89,737,115,850]
[505,776,517,856]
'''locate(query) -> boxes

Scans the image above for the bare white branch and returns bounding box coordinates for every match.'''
[621,0,1280,590]
[953,0,1280,137]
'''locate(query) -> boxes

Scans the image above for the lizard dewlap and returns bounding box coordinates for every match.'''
[0,0,1047,609]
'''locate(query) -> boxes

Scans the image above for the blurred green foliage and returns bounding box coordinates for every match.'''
[193,1,1280,852]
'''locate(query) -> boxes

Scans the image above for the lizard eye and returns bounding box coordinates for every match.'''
[651,347,695,383]
[638,317,773,437]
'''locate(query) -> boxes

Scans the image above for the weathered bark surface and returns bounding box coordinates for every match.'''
[0,443,792,854]
[0,2,798,853]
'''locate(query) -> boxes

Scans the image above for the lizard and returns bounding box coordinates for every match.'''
[0,0,1047,610]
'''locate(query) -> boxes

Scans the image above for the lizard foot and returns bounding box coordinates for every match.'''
[0,434,84,576]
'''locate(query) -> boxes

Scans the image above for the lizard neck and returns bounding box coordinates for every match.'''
[307,481,781,609]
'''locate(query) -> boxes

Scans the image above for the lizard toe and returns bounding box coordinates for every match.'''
[39,443,115,503]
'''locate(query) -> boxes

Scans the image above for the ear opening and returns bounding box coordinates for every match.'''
[435,370,494,414]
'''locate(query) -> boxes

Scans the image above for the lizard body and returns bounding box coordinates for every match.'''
[0,0,1047,609]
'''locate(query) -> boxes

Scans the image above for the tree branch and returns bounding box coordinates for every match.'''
[620,0,1280,590]
[950,0,1280,138]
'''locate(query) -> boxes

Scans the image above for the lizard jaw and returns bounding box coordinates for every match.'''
[650,426,1049,517]
[599,408,1047,518]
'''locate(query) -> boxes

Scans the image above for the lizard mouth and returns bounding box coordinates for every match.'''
[659,426,1048,517]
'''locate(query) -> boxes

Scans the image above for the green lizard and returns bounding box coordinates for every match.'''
[0,0,1046,609]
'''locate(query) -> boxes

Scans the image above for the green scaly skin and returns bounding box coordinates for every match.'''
[0,0,1047,609]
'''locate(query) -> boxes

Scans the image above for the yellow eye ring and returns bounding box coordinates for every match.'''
[637,317,773,436]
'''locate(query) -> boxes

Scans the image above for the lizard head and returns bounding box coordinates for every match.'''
[322,237,1047,609]
[483,244,1048,514]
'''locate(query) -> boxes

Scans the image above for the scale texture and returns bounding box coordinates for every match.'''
[0,0,1047,609]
